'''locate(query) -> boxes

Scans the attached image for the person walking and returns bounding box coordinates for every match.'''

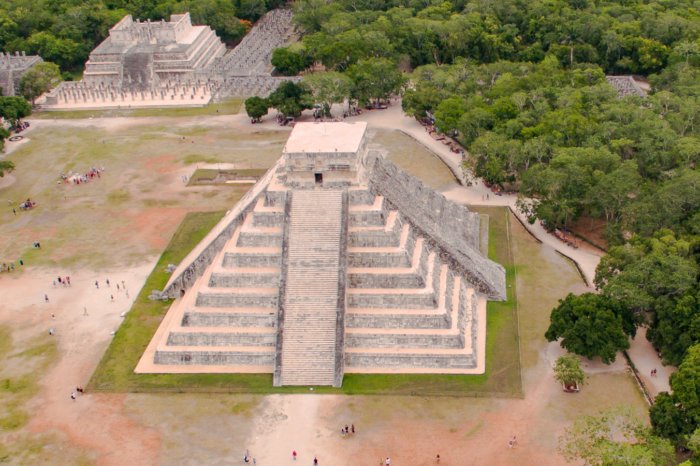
[292,450,297,461]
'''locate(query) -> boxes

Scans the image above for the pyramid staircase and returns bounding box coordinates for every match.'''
[275,190,346,386]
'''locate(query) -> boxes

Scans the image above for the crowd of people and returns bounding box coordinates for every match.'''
[60,167,104,185]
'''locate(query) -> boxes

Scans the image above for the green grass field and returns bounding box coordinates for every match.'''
[32,99,243,120]
[188,168,267,186]
[88,206,522,396]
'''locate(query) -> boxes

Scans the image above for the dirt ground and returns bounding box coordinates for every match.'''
[0,110,650,465]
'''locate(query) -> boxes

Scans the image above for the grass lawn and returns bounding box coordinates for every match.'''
[32,99,243,120]
[88,207,522,396]
[188,168,267,185]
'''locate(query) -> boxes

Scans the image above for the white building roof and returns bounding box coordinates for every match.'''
[283,122,367,154]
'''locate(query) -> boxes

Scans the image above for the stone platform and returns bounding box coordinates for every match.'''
[136,122,506,386]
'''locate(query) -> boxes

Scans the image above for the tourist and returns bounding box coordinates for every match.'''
[385,457,391,466]
[436,453,440,463]
[344,424,349,435]
[292,450,297,460]
[95,280,99,289]
[48,328,55,336]
[70,391,77,400]
[313,457,318,465]
[12,208,16,216]
[110,294,114,302]
[106,278,110,287]
[19,259,23,266]
[44,294,49,303]
[351,423,355,434]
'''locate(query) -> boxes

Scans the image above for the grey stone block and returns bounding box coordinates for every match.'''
[183,311,277,327]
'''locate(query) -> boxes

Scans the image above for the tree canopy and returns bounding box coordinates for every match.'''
[545,293,636,363]
[244,96,269,122]
[553,354,586,388]
[19,61,62,104]
[651,344,700,447]
[561,407,675,466]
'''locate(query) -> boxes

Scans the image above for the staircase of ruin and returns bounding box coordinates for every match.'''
[276,190,346,387]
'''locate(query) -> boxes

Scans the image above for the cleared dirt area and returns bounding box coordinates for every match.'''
[0,112,648,465]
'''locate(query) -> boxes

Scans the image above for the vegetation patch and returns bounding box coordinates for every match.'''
[33,99,243,120]
[188,168,267,186]
[0,327,58,435]
[88,207,522,396]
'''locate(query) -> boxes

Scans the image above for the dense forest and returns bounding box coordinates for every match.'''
[282,0,700,451]
[0,0,284,76]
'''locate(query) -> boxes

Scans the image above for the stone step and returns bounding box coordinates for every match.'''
[183,311,277,328]
[347,292,437,309]
[344,352,476,370]
[237,231,283,247]
[166,330,276,347]
[252,210,284,227]
[222,251,282,268]
[208,271,280,288]
[154,349,276,366]
[348,189,375,206]
[195,291,278,308]
[346,312,450,329]
[348,210,385,227]
[345,332,463,349]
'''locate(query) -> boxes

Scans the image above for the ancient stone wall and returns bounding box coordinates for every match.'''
[367,152,506,300]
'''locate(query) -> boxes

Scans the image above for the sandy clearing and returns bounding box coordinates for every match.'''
[0,264,160,465]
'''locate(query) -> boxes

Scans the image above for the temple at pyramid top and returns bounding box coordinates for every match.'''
[137,122,506,387]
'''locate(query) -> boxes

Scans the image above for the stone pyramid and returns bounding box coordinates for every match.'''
[136,122,506,387]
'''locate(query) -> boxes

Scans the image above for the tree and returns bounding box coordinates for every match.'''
[434,97,467,135]
[244,96,269,122]
[545,293,636,363]
[347,58,405,106]
[561,407,675,466]
[0,96,32,125]
[271,46,313,76]
[267,81,313,118]
[302,71,352,117]
[651,344,700,447]
[0,160,14,177]
[19,62,62,105]
[553,354,585,389]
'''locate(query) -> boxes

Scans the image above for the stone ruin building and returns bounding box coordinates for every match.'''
[137,122,506,387]
[41,9,299,109]
[606,75,647,98]
[0,51,43,96]
[82,12,225,89]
